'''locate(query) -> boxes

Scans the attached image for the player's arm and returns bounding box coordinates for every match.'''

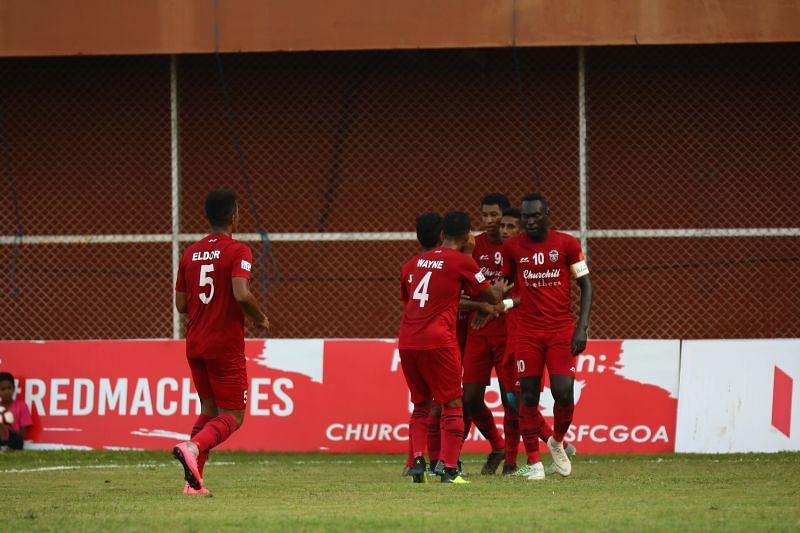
[174,259,188,314]
[232,277,269,331]
[175,291,187,314]
[571,274,593,355]
[569,245,593,355]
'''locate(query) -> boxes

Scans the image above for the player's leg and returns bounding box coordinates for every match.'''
[513,334,546,480]
[425,346,470,484]
[399,349,433,483]
[427,404,442,474]
[194,397,218,477]
[462,335,505,469]
[173,358,215,492]
[544,327,576,476]
[499,381,520,474]
[176,355,248,490]
[536,371,577,455]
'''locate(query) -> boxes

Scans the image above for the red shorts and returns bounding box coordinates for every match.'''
[462,333,513,389]
[515,326,575,379]
[400,347,462,405]
[188,355,248,410]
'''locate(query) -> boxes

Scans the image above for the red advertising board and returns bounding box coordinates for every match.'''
[0,339,678,453]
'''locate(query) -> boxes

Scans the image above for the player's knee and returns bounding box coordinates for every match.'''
[462,390,483,411]
[444,397,462,409]
[220,409,245,429]
[520,390,539,408]
[551,384,574,406]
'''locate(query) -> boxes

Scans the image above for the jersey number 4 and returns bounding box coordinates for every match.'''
[412,271,432,308]
[199,264,215,304]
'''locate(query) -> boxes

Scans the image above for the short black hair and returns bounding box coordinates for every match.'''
[521,192,547,206]
[481,192,510,210]
[442,211,471,240]
[205,191,238,227]
[415,212,443,249]
[0,372,14,386]
[502,207,521,219]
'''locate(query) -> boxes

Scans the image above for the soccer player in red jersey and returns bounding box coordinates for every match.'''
[399,212,503,484]
[402,212,444,477]
[502,193,593,480]
[494,207,577,474]
[461,193,512,475]
[172,191,269,494]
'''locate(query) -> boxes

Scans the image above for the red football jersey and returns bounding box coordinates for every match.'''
[502,230,588,331]
[399,246,490,350]
[469,232,506,337]
[175,233,253,358]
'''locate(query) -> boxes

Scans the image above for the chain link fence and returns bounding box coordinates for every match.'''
[1,44,798,340]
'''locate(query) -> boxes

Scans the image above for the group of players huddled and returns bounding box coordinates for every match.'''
[398,193,593,483]
[170,190,592,494]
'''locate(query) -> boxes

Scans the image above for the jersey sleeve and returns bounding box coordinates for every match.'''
[460,255,490,298]
[566,236,589,278]
[174,255,187,292]
[231,244,254,279]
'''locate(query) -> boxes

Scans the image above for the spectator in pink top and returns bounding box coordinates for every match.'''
[0,372,32,450]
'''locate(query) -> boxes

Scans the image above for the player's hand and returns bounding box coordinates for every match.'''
[491,278,513,296]
[254,317,270,332]
[470,302,497,329]
[471,311,491,329]
[570,326,588,355]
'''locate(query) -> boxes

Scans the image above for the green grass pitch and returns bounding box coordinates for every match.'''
[2,451,799,531]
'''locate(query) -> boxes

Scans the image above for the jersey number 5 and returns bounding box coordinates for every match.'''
[412,271,432,308]
[199,264,215,304]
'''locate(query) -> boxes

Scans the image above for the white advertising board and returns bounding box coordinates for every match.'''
[676,339,800,453]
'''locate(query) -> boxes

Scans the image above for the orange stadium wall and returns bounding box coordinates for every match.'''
[2,0,800,57]
[0,43,799,340]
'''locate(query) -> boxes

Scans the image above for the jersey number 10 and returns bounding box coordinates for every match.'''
[199,264,215,304]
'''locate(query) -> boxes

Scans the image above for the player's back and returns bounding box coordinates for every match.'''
[178,234,253,358]
[399,246,485,350]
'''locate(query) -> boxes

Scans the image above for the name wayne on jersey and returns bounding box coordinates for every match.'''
[416,258,444,270]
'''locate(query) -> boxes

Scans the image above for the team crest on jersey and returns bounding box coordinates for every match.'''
[549,249,559,262]
[241,260,252,272]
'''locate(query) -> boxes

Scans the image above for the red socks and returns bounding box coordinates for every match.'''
[553,403,575,442]
[538,411,553,443]
[426,410,441,462]
[190,414,213,475]
[471,403,505,450]
[190,413,238,454]
[503,408,520,465]
[441,406,465,468]
[409,404,431,459]
[519,405,542,464]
